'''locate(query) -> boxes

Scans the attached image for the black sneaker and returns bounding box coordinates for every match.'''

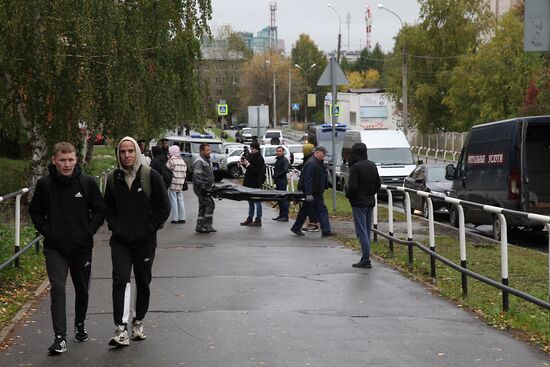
[195,226,210,233]
[352,260,372,269]
[321,231,336,238]
[290,228,305,236]
[204,226,217,233]
[48,335,67,355]
[275,217,289,222]
[74,322,88,342]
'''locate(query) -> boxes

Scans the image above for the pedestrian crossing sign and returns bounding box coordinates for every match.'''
[217,104,228,116]
[292,103,300,111]
[329,104,340,117]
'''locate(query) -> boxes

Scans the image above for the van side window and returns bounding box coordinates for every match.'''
[183,143,191,153]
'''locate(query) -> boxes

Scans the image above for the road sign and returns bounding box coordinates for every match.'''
[525,0,550,51]
[307,94,316,107]
[292,103,300,111]
[329,104,340,117]
[317,58,348,86]
[217,104,228,116]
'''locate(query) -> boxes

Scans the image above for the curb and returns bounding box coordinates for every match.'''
[0,278,50,347]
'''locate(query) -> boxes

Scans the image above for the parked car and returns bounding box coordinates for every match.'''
[241,128,254,144]
[225,148,245,178]
[260,144,291,165]
[262,130,284,145]
[403,164,452,218]
[286,144,304,167]
[445,115,550,239]
[156,134,227,182]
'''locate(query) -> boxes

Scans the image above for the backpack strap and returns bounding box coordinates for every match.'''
[139,165,152,199]
[105,167,151,199]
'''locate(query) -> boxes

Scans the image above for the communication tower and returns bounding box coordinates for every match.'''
[365,5,372,50]
[270,2,278,49]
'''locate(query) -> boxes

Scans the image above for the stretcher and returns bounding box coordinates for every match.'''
[210,185,306,202]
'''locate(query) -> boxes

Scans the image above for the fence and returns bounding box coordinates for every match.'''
[373,184,550,312]
[0,167,114,272]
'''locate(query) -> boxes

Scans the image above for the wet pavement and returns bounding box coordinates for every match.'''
[0,185,548,366]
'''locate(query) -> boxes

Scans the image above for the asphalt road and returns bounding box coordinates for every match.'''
[1,184,547,366]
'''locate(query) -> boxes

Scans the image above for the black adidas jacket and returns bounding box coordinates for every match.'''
[29,164,107,255]
[103,165,170,245]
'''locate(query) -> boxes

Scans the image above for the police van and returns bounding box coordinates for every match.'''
[157,134,227,182]
[445,116,550,237]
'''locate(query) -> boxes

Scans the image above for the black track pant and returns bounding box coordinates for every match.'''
[110,238,156,326]
[44,248,92,337]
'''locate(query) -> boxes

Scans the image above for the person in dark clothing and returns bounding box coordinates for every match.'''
[240,142,265,226]
[193,143,216,233]
[242,145,251,161]
[297,143,319,232]
[29,142,106,355]
[290,146,334,237]
[150,146,172,188]
[346,143,381,268]
[272,146,290,221]
[103,137,170,347]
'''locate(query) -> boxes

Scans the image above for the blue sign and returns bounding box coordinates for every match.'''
[292,103,300,111]
[217,104,228,116]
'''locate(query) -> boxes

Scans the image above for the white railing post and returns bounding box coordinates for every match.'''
[427,196,436,281]
[402,190,414,266]
[386,187,394,255]
[14,189,28,268]
[497,213,509,311]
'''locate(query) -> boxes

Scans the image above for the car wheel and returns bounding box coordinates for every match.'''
[229,165,241,178]
[449,205,459,228]
[422,199,429,218]
[214,172,224,182]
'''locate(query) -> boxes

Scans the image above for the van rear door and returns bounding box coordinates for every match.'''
[523,117,550,216]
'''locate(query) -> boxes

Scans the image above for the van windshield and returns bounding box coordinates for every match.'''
[318,138,344,156]
[192,142,223,154]
[368,148,414,165]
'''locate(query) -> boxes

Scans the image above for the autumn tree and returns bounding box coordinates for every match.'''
[444,8,544,130]
[384,0,494,133]
[0,0,212,185]
[291,34,328,122]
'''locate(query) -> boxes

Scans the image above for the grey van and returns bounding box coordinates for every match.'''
[445,116,550,238]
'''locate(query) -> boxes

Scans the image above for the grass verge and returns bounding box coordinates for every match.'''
[326,189,549,354]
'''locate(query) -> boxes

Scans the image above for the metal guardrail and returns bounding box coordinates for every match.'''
[372,184,550,312]
[411,145,459,164]
[0,166,114,272]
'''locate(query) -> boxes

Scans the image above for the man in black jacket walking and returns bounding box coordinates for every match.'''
[345,143,381,268]
[240,142,265,226]
[104,137,170,347]
[29,142,106,355]
[272,146,290,221]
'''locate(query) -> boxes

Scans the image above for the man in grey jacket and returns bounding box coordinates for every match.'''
[193,143,216,233]
[345,143,381,268]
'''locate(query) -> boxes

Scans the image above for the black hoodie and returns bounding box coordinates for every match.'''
[345,143,381,207]
[29,164,107,255]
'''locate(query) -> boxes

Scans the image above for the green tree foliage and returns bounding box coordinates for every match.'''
[354,43,385,76]
[0,0,211,183]
[384,0,494,133]
[291,34,328,122]
[444,9,544,131]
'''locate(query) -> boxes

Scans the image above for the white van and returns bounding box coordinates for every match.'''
[338,129,415,192]
[262,130,284,145]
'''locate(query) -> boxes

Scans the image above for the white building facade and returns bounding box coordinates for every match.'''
[323,90,401,131]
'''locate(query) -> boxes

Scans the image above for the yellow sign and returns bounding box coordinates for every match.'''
[307,94,316,107]
[217,104,228,116]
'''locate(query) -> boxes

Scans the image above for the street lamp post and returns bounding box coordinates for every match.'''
[288,68,292,125]
[294,63,316,123]
[327,3,342,63]
[377,3,408,136]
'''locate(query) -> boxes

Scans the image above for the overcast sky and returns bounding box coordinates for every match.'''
[209,0,421,54]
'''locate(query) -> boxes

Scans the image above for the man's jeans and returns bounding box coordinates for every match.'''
[352,206,374,261]
[275,181,289,218]
[248,200,262,220]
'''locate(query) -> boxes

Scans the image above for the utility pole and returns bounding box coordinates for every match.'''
[288,69,292,124]
[346,12,351,51]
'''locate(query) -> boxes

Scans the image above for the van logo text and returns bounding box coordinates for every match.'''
[467,153,505,165]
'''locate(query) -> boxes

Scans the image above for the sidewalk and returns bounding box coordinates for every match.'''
[0,187,548,366]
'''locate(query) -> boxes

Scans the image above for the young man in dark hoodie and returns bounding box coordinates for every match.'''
[103,137,170,347]
[345,142,381,268]
[29,142,106,355]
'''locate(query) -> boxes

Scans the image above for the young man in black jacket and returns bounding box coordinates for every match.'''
[29,142,107,355]
[272,146,290,221]
[240,142,265,226]
[104,137,170,347]
[345,143,381,268]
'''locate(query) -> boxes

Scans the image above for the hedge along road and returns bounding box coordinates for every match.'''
[0,188,548,366]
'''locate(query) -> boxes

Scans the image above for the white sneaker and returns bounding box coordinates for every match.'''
[108,325,129,347]
[131,319,146,340]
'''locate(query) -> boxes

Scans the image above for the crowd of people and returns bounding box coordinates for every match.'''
[29,135,380,355]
